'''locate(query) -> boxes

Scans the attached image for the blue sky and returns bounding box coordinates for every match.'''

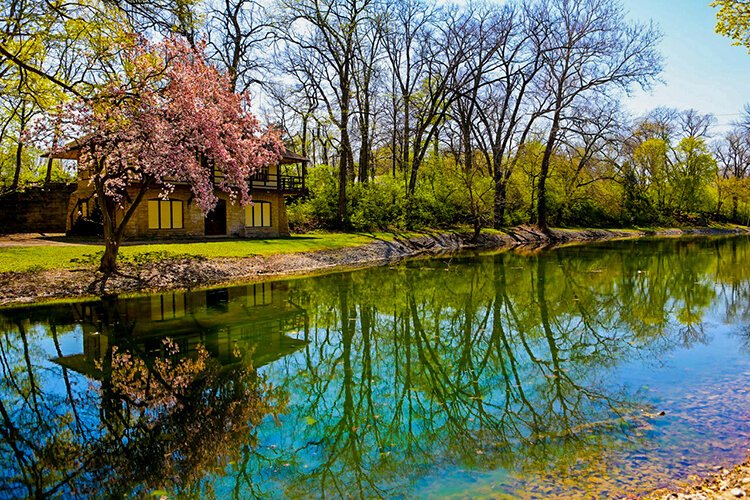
[624,0,750,130]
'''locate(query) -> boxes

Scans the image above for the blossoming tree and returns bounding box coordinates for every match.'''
[44,37,282,291]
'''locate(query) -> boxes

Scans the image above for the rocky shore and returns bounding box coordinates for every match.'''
[648,460,750,499]
[0,225,747,308]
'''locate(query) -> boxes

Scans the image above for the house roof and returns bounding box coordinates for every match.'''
[42,137,88,160]
[44,136,310,164]
[278,150,309,164]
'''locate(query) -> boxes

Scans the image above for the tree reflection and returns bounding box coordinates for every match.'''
[261,237,750,497]
[96,341,283,496]
[0,295,288,498]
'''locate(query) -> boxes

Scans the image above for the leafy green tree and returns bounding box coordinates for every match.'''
[632,137,671,213]
[672,136,717,214]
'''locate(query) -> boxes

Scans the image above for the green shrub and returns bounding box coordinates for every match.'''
[349,177,406,231]
[288,164,339,231]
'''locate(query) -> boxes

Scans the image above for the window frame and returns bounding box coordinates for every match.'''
[79,199,89,218]
[148,199,184,230]
[246,200,272,228]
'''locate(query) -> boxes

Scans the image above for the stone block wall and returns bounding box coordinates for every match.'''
[0,184,77,234]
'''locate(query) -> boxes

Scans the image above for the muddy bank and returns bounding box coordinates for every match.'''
[0,225,747,308]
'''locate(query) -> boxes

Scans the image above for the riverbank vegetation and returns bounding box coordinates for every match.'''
[289,110,750,232]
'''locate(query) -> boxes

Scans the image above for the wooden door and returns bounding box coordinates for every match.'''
[204,199,227,236]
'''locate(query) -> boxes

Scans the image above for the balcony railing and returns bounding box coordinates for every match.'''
[250,172,305,193]
[116,170,306,194]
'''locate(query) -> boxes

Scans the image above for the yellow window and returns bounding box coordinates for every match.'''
[148,200,159,229]
[246,201,271,227]
[262,283,272,304]
[148,199,183,229]
[171,201,183,229]
[160,201,171,228]
[249,283,273,306]
[151,293,186,321]
[173,292,185,317]
[151,294,165,321]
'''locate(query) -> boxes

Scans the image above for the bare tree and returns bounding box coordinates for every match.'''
[470,1,550,227]
[557,98,625,219]
[352,10,385,183]
[381,1,472,195]
[678,108,717,139]
[206,0,275,93]
[278,0,375,227]
[533,0,662,230]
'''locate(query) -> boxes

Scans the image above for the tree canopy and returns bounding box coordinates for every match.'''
[33,36,281,287]
[712,0,750,51]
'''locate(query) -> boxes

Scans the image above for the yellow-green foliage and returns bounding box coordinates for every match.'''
[712,0,750,51]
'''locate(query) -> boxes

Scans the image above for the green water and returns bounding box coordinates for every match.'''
[2,236,750,498]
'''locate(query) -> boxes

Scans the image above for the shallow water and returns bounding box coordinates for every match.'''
[2,236,750,498]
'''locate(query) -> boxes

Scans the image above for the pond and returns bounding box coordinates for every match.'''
[2,236,750,498]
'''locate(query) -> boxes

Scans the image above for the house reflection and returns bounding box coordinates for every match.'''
[52,281,309,377]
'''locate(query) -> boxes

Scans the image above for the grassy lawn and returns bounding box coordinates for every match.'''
[0,232,410,273]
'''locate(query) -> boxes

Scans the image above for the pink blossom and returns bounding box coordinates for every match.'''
[37,36,282,212]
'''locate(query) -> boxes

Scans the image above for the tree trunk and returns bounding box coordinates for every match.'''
[337,151,348,227]
[11,139,22,191]
[403,100,411,193]
[494,178,507,229]
[391,73,398,179]
[96,188,120,293]
[10,103,27,191]
[358,122,370,183]
[472,218,482,243]
[44,157,54,185]
[321,125,329,166]
[301,115,308,159]
[537,110,561,231]
[408,160,419,195]
[100,238,119,277]
[357,88,371,183]
[462,119,472,174]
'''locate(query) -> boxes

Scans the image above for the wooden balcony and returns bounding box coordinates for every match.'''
[249,172,305,194]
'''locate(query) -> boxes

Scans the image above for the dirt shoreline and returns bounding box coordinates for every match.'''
[1,225,747,309]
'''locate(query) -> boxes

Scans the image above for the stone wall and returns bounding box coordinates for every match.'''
[0,184,76,234]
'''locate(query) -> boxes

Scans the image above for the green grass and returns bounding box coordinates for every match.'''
[0,232,409,273]
[3,225,741,274]
[0,246,99,273]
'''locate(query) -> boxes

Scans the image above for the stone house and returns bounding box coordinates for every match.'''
[49,140,307,239]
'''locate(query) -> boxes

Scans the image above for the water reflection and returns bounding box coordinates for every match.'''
[1,236,750,497]
[0,284,300,498]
